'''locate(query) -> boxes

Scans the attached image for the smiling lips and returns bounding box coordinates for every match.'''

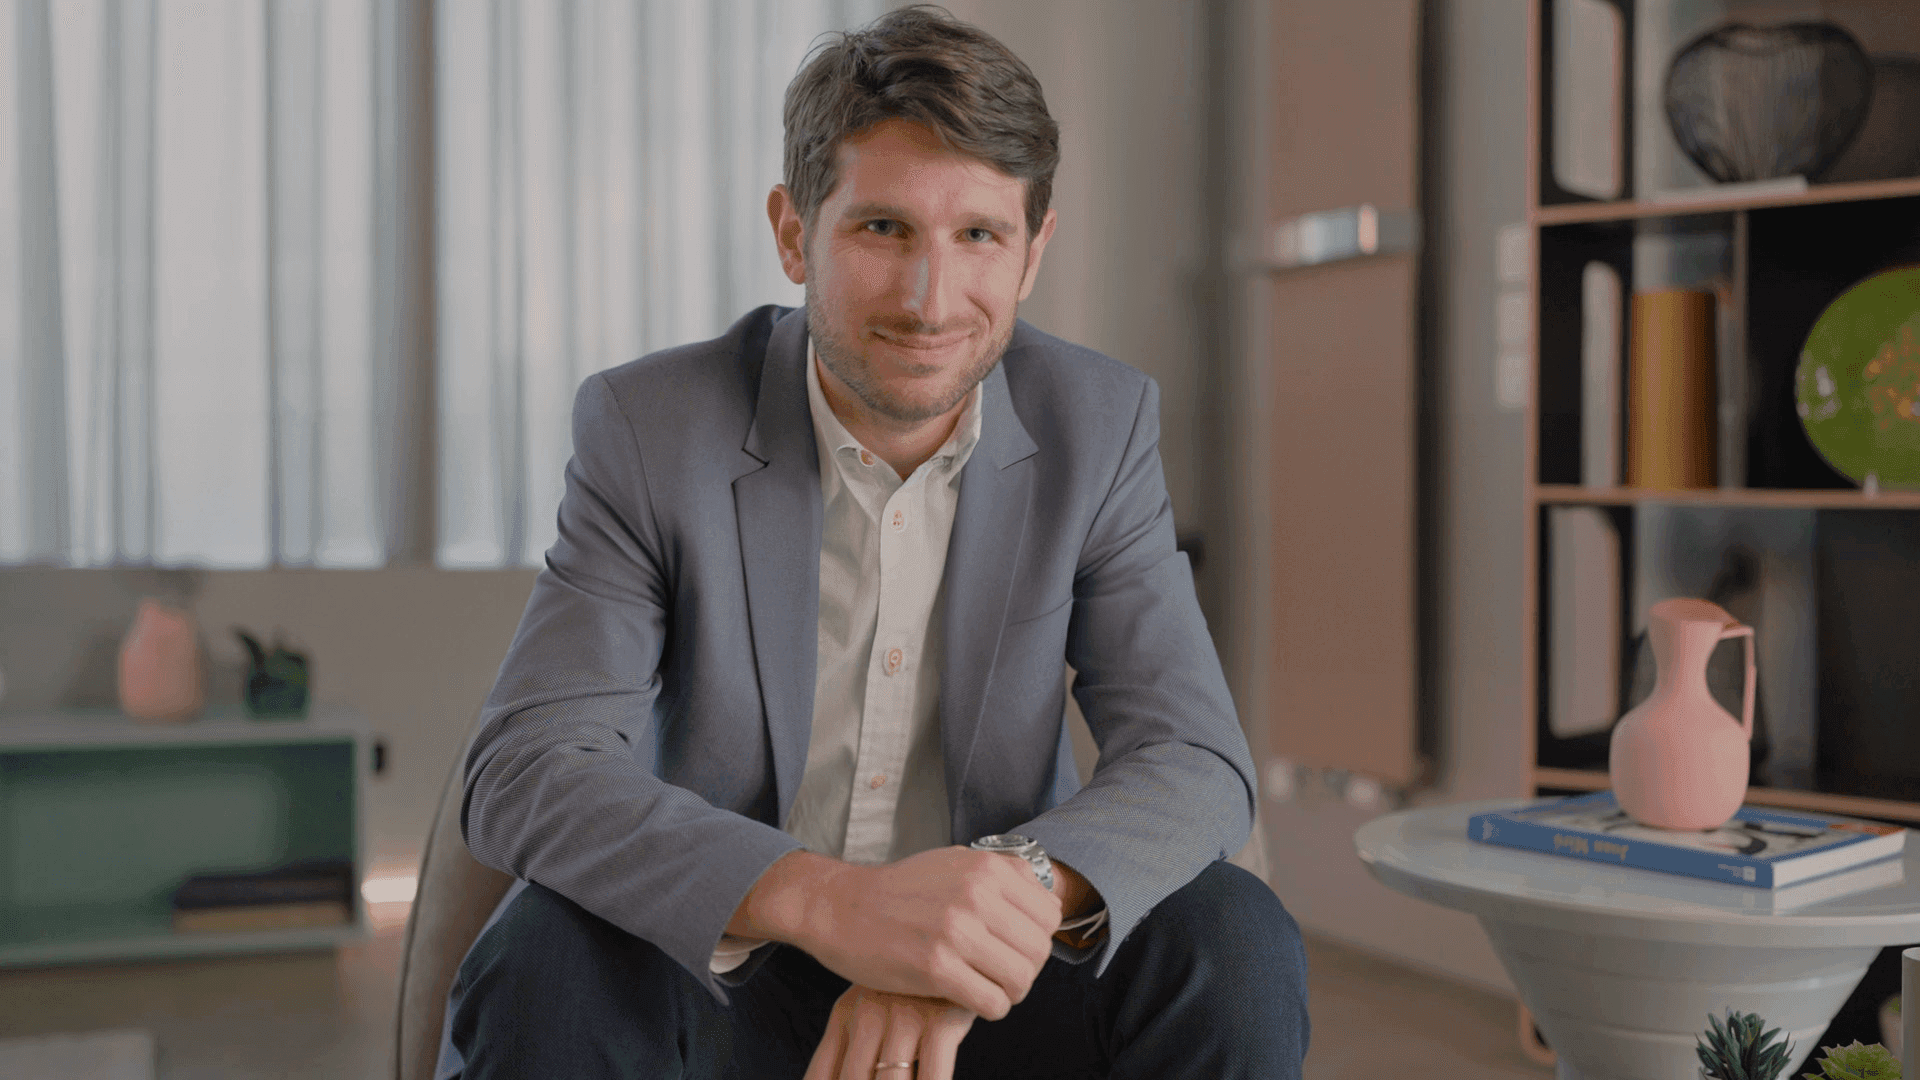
[872,331,971,363]
[876,330,967,347]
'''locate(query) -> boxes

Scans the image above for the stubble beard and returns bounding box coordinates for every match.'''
[805,279,1013,426]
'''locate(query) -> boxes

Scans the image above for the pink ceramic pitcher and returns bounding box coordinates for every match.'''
[118,598,206,723]
[1609,597,1756,831]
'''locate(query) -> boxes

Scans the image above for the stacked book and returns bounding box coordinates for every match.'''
[170,858,356,933]
[1468,792,1907,906]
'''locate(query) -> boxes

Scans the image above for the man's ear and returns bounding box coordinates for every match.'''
[768,185,808,285]
[1017,206,1058,303]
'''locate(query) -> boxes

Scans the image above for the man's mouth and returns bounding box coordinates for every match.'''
[874,330,969,352]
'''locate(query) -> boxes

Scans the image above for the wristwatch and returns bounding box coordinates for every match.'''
[970,833,1055,892]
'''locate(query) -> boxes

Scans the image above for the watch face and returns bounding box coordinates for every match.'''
[973,834,1034,853]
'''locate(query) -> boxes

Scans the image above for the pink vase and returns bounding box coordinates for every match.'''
[118,599,206,723]
[1609,597,1756,831]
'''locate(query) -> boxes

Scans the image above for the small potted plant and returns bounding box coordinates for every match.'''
[1697,1009,1796,1080]
[1801,1040,1900,1079]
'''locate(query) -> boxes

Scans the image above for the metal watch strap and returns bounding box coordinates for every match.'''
[970,833,1055,893]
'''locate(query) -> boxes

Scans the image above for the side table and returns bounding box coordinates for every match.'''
[1356,799,1920,1080]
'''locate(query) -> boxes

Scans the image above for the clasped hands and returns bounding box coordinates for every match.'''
[731,845,1066,1080]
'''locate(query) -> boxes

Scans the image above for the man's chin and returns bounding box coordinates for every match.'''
[866,387,973,425]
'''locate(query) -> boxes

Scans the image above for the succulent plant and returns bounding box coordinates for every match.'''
[1697,1009,1796,1080]
[1802,1041,1901,1080]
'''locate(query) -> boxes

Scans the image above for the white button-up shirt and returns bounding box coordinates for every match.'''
[786,340,982,863]
[712,341,981,972]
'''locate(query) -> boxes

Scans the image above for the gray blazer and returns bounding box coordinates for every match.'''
[460,304,1255,1003]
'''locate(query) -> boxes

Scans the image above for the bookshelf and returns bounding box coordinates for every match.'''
[0,705,371,967]
[1524,0,1920,824]
[1512,0,1920,1061]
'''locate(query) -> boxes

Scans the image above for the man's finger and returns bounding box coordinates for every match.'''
[986,855,1064,931]
[984,904,1057,975]
[870,998,927,1080]
[803,1004,849,1080]
[837,994,890,1080]
[930,948,1014,1020]
[958,922,1048,1006]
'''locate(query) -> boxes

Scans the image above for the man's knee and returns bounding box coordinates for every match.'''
[460,882,614,997]
[454,881,685,1036]
[1133,860,1310,993]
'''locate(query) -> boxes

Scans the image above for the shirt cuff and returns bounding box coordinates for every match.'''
[710,933,773,975]
[1058,905,1109,944]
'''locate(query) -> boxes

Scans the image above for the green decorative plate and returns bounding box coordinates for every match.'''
[1796,265,1920,490]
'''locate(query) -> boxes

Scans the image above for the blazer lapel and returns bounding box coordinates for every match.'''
[734,307,821,825]
[940,361,1039,838]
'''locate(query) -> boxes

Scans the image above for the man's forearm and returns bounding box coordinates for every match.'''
[1048,859,1108,948]
[730,848,1100,941]
[725,848,844,944]
[1050,859,1098,920]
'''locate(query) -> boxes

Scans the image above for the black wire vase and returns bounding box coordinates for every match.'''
[1664,21,1873,184]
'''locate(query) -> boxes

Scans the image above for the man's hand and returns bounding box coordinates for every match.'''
[804,985,975,1080]
[731,846,1061,1019]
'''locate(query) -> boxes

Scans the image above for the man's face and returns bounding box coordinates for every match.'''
[770,118,1056,427]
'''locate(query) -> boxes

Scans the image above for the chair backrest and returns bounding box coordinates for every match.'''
[393,738,515,1080]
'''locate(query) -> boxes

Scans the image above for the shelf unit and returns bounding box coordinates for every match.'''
[0,705,371,967]
[1510,1,1920,1060]
[1523,0,1920,825]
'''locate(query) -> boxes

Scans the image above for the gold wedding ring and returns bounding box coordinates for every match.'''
[874,1063,915,1072]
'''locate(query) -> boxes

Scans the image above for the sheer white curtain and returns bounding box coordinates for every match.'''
[0,0,400,568]
[435,0,888,568]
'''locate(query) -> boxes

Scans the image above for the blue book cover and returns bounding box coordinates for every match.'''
[1467,791,1906,888]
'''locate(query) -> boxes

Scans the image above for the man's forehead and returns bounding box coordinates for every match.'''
[834,119,1023,184]
[819,123,1027,225]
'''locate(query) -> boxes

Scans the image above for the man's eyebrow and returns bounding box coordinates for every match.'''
[841,201,1018,236]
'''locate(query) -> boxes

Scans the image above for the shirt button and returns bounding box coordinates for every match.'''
[869,774,887,789]
[859,450,875,467]
[885,647,904,674]
[890,509,907,532]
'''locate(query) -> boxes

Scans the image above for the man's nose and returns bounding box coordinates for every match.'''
[900,242,960,327]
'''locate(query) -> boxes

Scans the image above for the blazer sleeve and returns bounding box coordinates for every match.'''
[1015,375,1258,976]
[459,372,804,1003]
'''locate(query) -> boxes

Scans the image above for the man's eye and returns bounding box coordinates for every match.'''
[966,228,993,243]
[866,220,900,236]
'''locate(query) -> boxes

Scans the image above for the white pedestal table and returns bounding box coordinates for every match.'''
[1354,799,1920,1080]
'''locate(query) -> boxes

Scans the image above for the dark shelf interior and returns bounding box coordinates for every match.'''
[1536,221,1633,486]
[1746,196,1920,489]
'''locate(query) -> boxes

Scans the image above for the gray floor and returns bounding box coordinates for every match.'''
[0,909,1556,1079]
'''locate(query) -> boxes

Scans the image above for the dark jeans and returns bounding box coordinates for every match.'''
[448,860,1310,1079]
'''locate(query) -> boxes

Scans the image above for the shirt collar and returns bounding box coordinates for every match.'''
[805,336,984,478]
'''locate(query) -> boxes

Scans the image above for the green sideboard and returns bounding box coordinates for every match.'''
[0,704,370,966]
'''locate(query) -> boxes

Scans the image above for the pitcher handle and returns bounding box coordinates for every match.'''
[1720,623,1755,740]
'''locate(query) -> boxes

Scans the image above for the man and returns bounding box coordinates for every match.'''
[441,7,1310,1078]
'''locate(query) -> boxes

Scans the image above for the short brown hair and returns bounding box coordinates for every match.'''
[782,5,1059,241]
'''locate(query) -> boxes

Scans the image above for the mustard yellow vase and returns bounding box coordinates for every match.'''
[1629,289,1718,489]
